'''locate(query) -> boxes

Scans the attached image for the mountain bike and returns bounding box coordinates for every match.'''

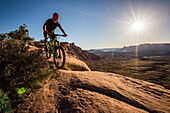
[45,33,66,68]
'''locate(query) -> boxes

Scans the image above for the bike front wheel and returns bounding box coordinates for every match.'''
[53,46,66,68]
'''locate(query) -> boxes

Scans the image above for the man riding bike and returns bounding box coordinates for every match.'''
[43,12,67,51]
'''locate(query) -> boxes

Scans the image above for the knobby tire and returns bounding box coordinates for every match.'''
[53,46,66,68]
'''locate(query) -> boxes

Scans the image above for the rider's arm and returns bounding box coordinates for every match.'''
[43,25,47,31]
[58,22,67,36]
[43,25,49,34]
[43,19,50,33]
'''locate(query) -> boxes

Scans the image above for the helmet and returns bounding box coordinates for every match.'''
[53,13,59,20]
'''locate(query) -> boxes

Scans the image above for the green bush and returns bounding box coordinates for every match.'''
[0,39,48,88]
[0,39,51,109]
[0,24,34,44]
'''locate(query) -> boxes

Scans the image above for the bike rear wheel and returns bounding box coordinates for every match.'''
[53,46,66,68]
[46,42,51,59]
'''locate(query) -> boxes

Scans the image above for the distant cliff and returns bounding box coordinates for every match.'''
[86,48,120,53]
[60,42,100,61]
[117,43,170,56]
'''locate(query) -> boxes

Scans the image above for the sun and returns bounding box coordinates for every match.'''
[132,21,144,31]
[116,3,153,39]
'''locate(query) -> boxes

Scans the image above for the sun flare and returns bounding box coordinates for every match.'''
[132,21,144,31]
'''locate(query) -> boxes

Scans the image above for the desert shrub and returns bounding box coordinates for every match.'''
[34,39,44,46]
[0,24,34,45]
[7,24,34,42]
[0,39,50,89]
[0,39,52,109]
[26,40,35,46]
[0,88,12,112]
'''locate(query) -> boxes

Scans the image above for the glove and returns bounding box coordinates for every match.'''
[64,33,67,37]
[44,30,49,34]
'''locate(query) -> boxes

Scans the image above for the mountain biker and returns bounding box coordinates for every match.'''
[43,12,67,51]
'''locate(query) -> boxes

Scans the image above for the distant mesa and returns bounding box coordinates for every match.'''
[86,48,120,53]
[86,43,170,56]
[117,43,170,56]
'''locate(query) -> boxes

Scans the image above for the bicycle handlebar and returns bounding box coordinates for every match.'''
[55,34,65,36]
[48,33,65,37]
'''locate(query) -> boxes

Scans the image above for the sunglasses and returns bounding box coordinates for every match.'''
[53,18,58,21]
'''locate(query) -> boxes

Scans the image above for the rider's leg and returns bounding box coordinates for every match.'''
[44,32,48,52]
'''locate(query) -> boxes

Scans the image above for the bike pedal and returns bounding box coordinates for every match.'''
[54,52,58,56]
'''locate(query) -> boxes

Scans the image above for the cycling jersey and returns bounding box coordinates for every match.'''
[44,18,63,33]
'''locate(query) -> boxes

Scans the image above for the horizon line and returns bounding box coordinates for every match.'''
[83,42,170,50]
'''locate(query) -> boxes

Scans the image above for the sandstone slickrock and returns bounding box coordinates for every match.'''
[47,53,91,71]
[18,70,170,113]
[66,55,91,71]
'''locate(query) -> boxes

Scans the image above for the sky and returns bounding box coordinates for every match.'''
[0,0,170,50]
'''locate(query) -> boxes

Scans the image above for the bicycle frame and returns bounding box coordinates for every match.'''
[48,36,59,54]
[45,33,66,68]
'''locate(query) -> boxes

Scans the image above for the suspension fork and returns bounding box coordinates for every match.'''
[49,41,55,53]
[50,37,57,53]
